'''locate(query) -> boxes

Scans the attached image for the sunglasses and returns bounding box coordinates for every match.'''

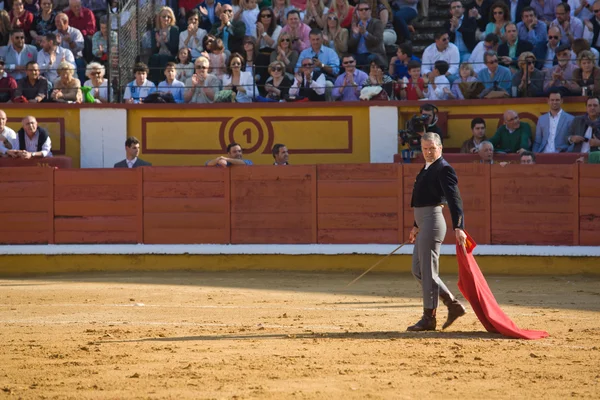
[487,59,498,64]
[161,15,172,19]
[223,9,233,13]
[195,65,208,69]
[328,16,338,20]
[594,9,600,13]
[342,60,355,65]
[548,35,560,40]
[92,71,102,76]
[302,63,314,67]
[271,66,283,72]
[281,38,290,42]
[358,7,370,11]
[493,11,503,14]
[260,14,272,18]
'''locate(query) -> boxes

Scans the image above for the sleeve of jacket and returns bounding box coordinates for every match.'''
[439,165,464,230]
[459,17,478,51]
[533,114,544,153]
[444,20,455,42]
[168,26,180,55]
[365,20,384,48]
[520,123,533,150]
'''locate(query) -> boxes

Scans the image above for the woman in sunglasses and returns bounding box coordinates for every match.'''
[83,62,113,103]
[223,52,258,102]
[257,60,293,101]
[148,6,180,83]
[511,52,544,98]
[322,11,347,57]
[270,32,299,75]
[483,1,508,43]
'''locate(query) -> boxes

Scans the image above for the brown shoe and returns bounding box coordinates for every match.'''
[442,301,466,330]
[407,308,437,331]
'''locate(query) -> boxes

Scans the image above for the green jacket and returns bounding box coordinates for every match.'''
[489,122,532,153]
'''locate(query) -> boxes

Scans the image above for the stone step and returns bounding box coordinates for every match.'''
[411,19,447,29]
[412,32,435,42]
[432,0,453,6]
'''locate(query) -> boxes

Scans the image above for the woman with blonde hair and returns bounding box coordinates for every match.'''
[511,52,544,98]
[148,6,180,83]
[322,11,348,57]
[330,0,354,29]
[257,60,294,101]
[270,32,299,75]
[302,0,328,29]
[184,56,221,103]
[83,62,113,103]
[448,62,481,99]
[574,50,600,97]
[51,61,82,103]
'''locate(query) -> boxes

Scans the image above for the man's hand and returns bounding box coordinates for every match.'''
[409,227,419,243]
[455,228,467,254]
[570,135,585,144]
[500,55,512,65]
[468,8,480,18]
[358,23,366,35]
[450,16,459,30]
[589,137,600,147]
[6,150,19,158]
[23,151,33,159]
[528,16,538,30]
[516,148,527,154]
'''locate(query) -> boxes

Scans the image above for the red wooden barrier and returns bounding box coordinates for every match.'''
[143,167,230,244]
[490,164,579,245]
[579,164,600,246]
[0,167,53,244]
[317,164,402,244]
[230,166,317,244]
[394,153,588,164]
[0,156,72,168]
[54,169,143,243]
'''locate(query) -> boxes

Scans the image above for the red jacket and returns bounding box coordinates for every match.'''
[66,7,96,37]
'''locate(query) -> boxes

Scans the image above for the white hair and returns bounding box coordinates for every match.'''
[422,132,442,146]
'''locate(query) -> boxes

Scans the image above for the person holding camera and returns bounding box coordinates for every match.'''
[568,96,600,153]
[420,103,444,140]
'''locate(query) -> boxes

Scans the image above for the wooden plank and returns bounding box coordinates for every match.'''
[231,212,313,229]
[2,212,48,226]
[318,197,397,214]
[54,231,138,244]
[231,166,315,181]
[55,169,139,186]
[580,217,600,231]
[136,167,143,244]
[491,177,575,196]
[143,167,226,182]
[492,195,576,213]
[0,231,48,244]
[578,164,600,178]
[579,231,600,246]
[54,185,139,201]
[453,163,488,176]
[231,228,313,244]
[0,181,50,198]
[47,168,54,244]
[310,165,317,244]
[144,212,225,229]
[580,197,600,216]
[483,164,491,245]
[144,181,225,198]
[0,167,49,182]
[144,228,228,244]
[491,229,572,245]
[491,212,573,232]
[318,229,398,244]
[491,164,576,179]
[55,200,138,217]
[318,213,398,230]
[54,216,137,232]
[397,164,403,244]
[231,179,312,198]
[144,197,226,213]
[224,168,231,244]
[572,164,579,246]
[0,197,49,212]
[579,178,600,197]
[231,196,312,213]
[318,181,397,198]
[317,164,398,181]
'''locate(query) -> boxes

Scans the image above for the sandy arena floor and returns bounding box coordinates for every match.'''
[0,271,599,399]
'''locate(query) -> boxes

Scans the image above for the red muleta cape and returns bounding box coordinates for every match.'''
[456,232,549,340]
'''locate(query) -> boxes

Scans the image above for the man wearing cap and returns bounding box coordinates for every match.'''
[1,29,38,81]
[542,44,579,96]
[0,58,17,103]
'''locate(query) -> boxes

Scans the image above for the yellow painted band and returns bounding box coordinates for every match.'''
[0,255,598,276]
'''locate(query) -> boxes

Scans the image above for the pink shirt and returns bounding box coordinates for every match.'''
[281,23,311,53]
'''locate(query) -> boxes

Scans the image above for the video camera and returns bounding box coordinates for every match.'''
[398,114,430,147]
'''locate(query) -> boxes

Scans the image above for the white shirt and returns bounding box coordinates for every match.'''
[0,127,17,154]
[421,42,460,75]
[468,41,488,73]
[545,109,563,153]
[126,157,137,168]
[37,46,76,83]
[83,79,113,103]
[427,75,450,100]
[581,126,592,153]
[289,73,327,96]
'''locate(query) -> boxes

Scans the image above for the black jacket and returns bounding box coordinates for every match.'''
[498,39,533,68]
[445,16,478,53]
[410,157,465,230]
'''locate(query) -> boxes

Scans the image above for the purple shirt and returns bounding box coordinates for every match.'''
[332,69,369,101]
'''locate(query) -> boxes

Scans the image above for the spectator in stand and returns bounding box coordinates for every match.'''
[425,60,450,100]
[24,0,40,14]
[349,0,385,68]
[396,59,425,100]
[272,143,289,165]
[177,0,202,31]
[184,56,221,104]
[551,3,583,46]
[330,0,355,29]
[281,9,311,53]
[9,1,34,43]
[420,103,445,139]
[65,0,95,65]
[332,53,368,101]
[240,0,260,37]
[533,89,574,153]
[223,53,257,102]
[206,142,254,166]
[296,28,340,80]
[519,151,536,163]
[14,61,48,102]
[272,0,295,27]
[81,0,108,21]
[2,29,38,81]
[6,116,52,159]
[363,57,394,99]
[257,60,294,101]
[477,140,495,163]
[377,0,396,46]
[288,56,326,101]
[489,110,532,153]
[484,1,509,43]
[123,62,156,104]
[175,47,194,82]
[37,32,75,83]
[0,110,17,156]
[460,117,488,153]
[30,0,57,48]
[421,32,460,77]
[54,0,70,12]
[158,62,185,104]
[448,61,480,100]
[517,6,547,47]
[534,26,563,70]
[50,60,82,103]
[570,0,593,21]
[83,61,112,103]
[446,0,478,62]
[511,52,544,97]
[196,0,223,32]
[391,0,418,44]
[148,7,179,84]
[270,32,299,75]
[389,42,420,80]
[0,58,17,103]
[468,33,499,72]
[179,10,207,60]
[567,96,600,153]
[206,37,229,81]
[498,22,533,71]
[503,0,530,24]
[301,0,329,30]
[572,38,600,67]
[114,137,152,168]
[583,2,600,54]
[0,10,11,47]
[322,11,348,58]
[91,15,117,66]
[543,44,579,96]
[210,3,246,54]
[54,12,85,81]
[574,50,600,96]
[477,50,512,96]
[255,7,283,68]
[530,0,561,23]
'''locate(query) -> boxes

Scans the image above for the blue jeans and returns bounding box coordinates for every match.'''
[393,7,418,43]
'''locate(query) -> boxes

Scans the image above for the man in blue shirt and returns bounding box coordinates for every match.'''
[206,142,253,167]
[477,50,512,97]
[446,0,478,62]
[157,62,185,103]
[389,43,421,80]
[296,29,340,80]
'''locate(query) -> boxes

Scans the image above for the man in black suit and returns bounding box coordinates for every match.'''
[348,0,386,69]
[407,132,467,332]
[446,0,478,62]
[114,137,152,168]
[498,22,533,70]
[209,4,246,55]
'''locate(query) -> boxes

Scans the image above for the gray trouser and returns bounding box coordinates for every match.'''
[412,206,455,309]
